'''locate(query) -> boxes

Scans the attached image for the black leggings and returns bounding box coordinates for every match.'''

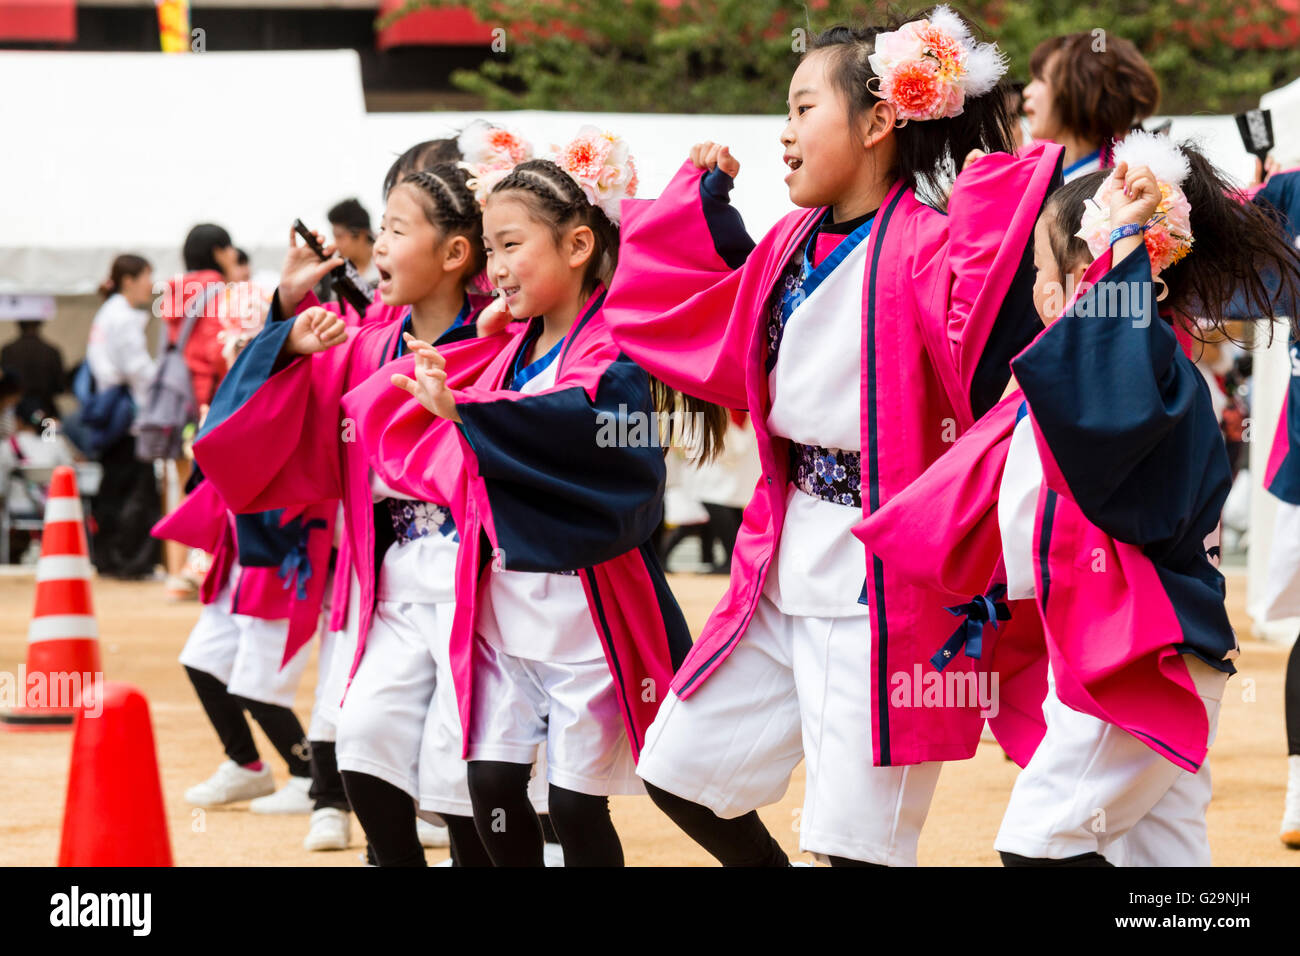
[1000,850,1113,867]
[307,740,349,812]
[467,761,624,866]
[184,665,310,777]
[645,782,789,866]
[342,770,492,867]
[340,771,424,867]
[644,784,878,866]
[1288,631,1300,756]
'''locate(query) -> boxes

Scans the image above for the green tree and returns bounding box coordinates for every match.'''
[383,0,1299,115]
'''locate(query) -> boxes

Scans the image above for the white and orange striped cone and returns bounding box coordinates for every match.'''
[0,466,103,730]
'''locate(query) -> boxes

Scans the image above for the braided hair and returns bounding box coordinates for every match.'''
[488,159,729,462]
[395,162,486,277]
[489,159,620,294]
[383,137,462,198]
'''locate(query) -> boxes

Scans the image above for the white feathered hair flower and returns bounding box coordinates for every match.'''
[550,125,639,224]
[1076,130,1195,276]
[455,119,535,207]
[867,5,1007,121]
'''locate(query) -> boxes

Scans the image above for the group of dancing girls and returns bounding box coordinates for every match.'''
[171,6,1300,865]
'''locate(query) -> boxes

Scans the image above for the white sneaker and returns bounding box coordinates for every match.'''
[185,760,275,807]
[417,817,450,848]
[303,807,351,851]
[249,775,314,815]
[1283,755,1300,849]
[543,842,564,867]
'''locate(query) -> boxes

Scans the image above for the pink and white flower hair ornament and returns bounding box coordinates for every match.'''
[455,119,536,207]
[866,5,1007,122]
[1075,130,1195,284]
[550,125,639,224]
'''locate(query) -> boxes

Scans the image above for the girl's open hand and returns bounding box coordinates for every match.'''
[1107,161,1162,231]
[285,307,347,356]
[280,225,343,314]
[391,333,461,422]
[689,142,740,179]
[476,294,514,338]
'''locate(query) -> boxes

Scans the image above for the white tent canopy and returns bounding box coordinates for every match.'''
[0,50,369,295]
[0,48,1273,295]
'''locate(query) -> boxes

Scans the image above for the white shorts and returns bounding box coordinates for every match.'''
[468,636,643,797]
[178,587,311,709]
[307,570,359,742]
[636,595,942,865]
[337,599,546,816]
[994,655,1228,865]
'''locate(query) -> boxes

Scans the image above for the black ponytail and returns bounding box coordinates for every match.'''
[1167,148,1300,344]
[1044,145,1300,345]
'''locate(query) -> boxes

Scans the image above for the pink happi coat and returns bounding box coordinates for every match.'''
[602,145,1063,766]
[858,246,1236,773]
[346,286,690,759]
[150,478,336,665]
[192,292,502,688]
[267,288,402,630]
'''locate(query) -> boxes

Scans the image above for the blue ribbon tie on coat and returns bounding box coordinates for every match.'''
[278,519,328,601]
[930,583,1010,671]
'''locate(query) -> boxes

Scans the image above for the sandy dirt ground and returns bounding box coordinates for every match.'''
[0,569,1296,866]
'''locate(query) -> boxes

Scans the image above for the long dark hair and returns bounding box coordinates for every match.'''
[489,159,729,462]
[1043,144,1300,344]
[808,11,1017,206]
[395,162,486,277]
[100,253,150,299]
[182,223,232,273]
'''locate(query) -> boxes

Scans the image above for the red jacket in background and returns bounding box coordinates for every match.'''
[161,269,227,407]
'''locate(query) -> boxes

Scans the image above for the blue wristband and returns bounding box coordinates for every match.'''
[1109,223,1145,245]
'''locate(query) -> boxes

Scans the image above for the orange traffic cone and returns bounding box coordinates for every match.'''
[0,465,103,730]
[58,681,173,866]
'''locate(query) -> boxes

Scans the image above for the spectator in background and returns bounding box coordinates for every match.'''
[0,365,21,441]
[1,310,66,415]
[86,254,161,579]
[162,223,239,409]
[327,198,377,283]
[230,248,252,283]
[1,395,82,563]
[158,223,239,598]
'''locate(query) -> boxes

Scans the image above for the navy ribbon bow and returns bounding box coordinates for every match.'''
[278,519,328,601]
[930,584,1010,672]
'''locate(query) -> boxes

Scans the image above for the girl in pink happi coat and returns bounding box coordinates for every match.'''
[351,132,725,866]
[195,159,543,866]
[859,135,1300,865]
[601,7,1064,865]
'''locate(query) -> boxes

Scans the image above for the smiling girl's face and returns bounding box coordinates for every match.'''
[780,50,875,210]
[372,185,448,305]
[482,193,593,319]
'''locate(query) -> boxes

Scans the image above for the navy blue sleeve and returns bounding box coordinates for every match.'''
[234,508,301,567]
[197,313,296,443]
[700,168,757,269]
[1012,245,1232,557]
[456,355,666,573]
